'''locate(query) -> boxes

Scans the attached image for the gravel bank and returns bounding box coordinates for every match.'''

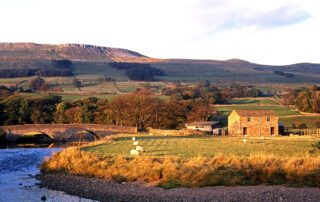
[39,174,320,202]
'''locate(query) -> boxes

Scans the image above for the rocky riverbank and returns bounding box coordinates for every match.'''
[39,173,320,202]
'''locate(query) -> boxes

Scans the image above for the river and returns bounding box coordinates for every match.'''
[0,146,97,202]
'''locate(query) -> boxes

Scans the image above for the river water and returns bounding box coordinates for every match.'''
[0,147,96,202]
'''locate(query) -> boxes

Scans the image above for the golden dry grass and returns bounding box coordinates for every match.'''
[41,147,320,188]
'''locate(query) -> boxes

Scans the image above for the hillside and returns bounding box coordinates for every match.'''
[0,43,157,65]
[0,42,320,83]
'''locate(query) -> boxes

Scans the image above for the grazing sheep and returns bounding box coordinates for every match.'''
[133,141,139,146]
[243,138,247,143]
[136,146,144,152]
[130,149,140,156]
[149,132,153,136]
[132,137,136,141]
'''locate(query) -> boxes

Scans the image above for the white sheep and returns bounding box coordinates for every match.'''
[133,141,139,146]
[136,146,144,152]
[132,137,136,141]
[130,149,140,156]
[243,138,247,143]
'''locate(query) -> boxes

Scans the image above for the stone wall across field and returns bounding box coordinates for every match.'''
[147,128,202,136]
[0,124,137,142]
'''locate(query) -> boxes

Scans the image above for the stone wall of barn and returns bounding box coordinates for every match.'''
[228,111,241,136]
[239,116,279,136]
[228,112,279,136]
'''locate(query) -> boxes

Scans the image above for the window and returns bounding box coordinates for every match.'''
[243,127,247,135]
[247,117,251,122]
[267,117,270,122]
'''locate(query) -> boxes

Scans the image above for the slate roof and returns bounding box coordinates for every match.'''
[233,110,276,117]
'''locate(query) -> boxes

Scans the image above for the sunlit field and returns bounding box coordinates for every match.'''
[84,134,320,158]
[42,134,320,188]
[226,98,280,105]
[216,105,300,116]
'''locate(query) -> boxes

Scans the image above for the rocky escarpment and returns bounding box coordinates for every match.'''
[0,42,154,63]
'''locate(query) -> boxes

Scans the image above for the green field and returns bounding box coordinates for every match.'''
[18,92,120,101]
[226,98,279,105]
[17,92,169,102]
[280,116,320,128]
[152,62,320,83]
[84,135,320,158]
[216,105,300,117]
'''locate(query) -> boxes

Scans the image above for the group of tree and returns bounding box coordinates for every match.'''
[54,89,216,129]
[283,85,320,113]
[29,77,49,91]
[109,62,164,81]
[219,84,262,99]
[0,68,37,78]
[0,60,73,78]
[162,81,261,104]
[0,95,62,125]
[273,70,294,78]
[0,90,216,129]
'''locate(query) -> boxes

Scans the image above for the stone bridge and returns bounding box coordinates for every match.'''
[0,124,137,142]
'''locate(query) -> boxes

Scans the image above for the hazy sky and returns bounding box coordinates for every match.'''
[1,0,319,65]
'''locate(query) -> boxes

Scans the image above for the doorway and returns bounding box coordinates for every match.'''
[270,127,275,135]
[243,127,247,136]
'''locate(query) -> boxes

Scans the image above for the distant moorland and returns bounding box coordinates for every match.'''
[1,42,320,83]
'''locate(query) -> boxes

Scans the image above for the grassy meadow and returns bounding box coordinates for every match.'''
[216,105,300,117]
[84,134,320,158]
[280,116,320,128]
[226,98,280,105]
[42,134,320,188]
[18,92,121,101]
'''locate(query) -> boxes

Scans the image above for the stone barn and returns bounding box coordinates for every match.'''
[228,110,278,137]
[186,121,224,134]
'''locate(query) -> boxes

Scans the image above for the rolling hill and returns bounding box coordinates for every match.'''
[0,42,320,84]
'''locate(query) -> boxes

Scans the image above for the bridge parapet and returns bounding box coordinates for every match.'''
[0,124,137,142]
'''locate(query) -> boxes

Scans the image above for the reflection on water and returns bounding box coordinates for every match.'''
[0,142,90,149]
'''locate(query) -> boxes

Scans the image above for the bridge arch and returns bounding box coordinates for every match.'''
[15,132,54,144]
[66,130,100,142]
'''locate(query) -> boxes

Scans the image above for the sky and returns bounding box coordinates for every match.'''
[0,0,319,65]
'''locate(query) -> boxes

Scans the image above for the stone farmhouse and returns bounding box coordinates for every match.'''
[228,110,279,136]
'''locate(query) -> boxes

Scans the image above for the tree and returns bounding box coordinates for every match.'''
[2,95,30,125]
[109,96,128,126]
[187,101,215,123]
[295,85,320,113]
[51,60,73,69]
[72,78,82,87]
[29,77,48,91]
[29,95,62,124]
